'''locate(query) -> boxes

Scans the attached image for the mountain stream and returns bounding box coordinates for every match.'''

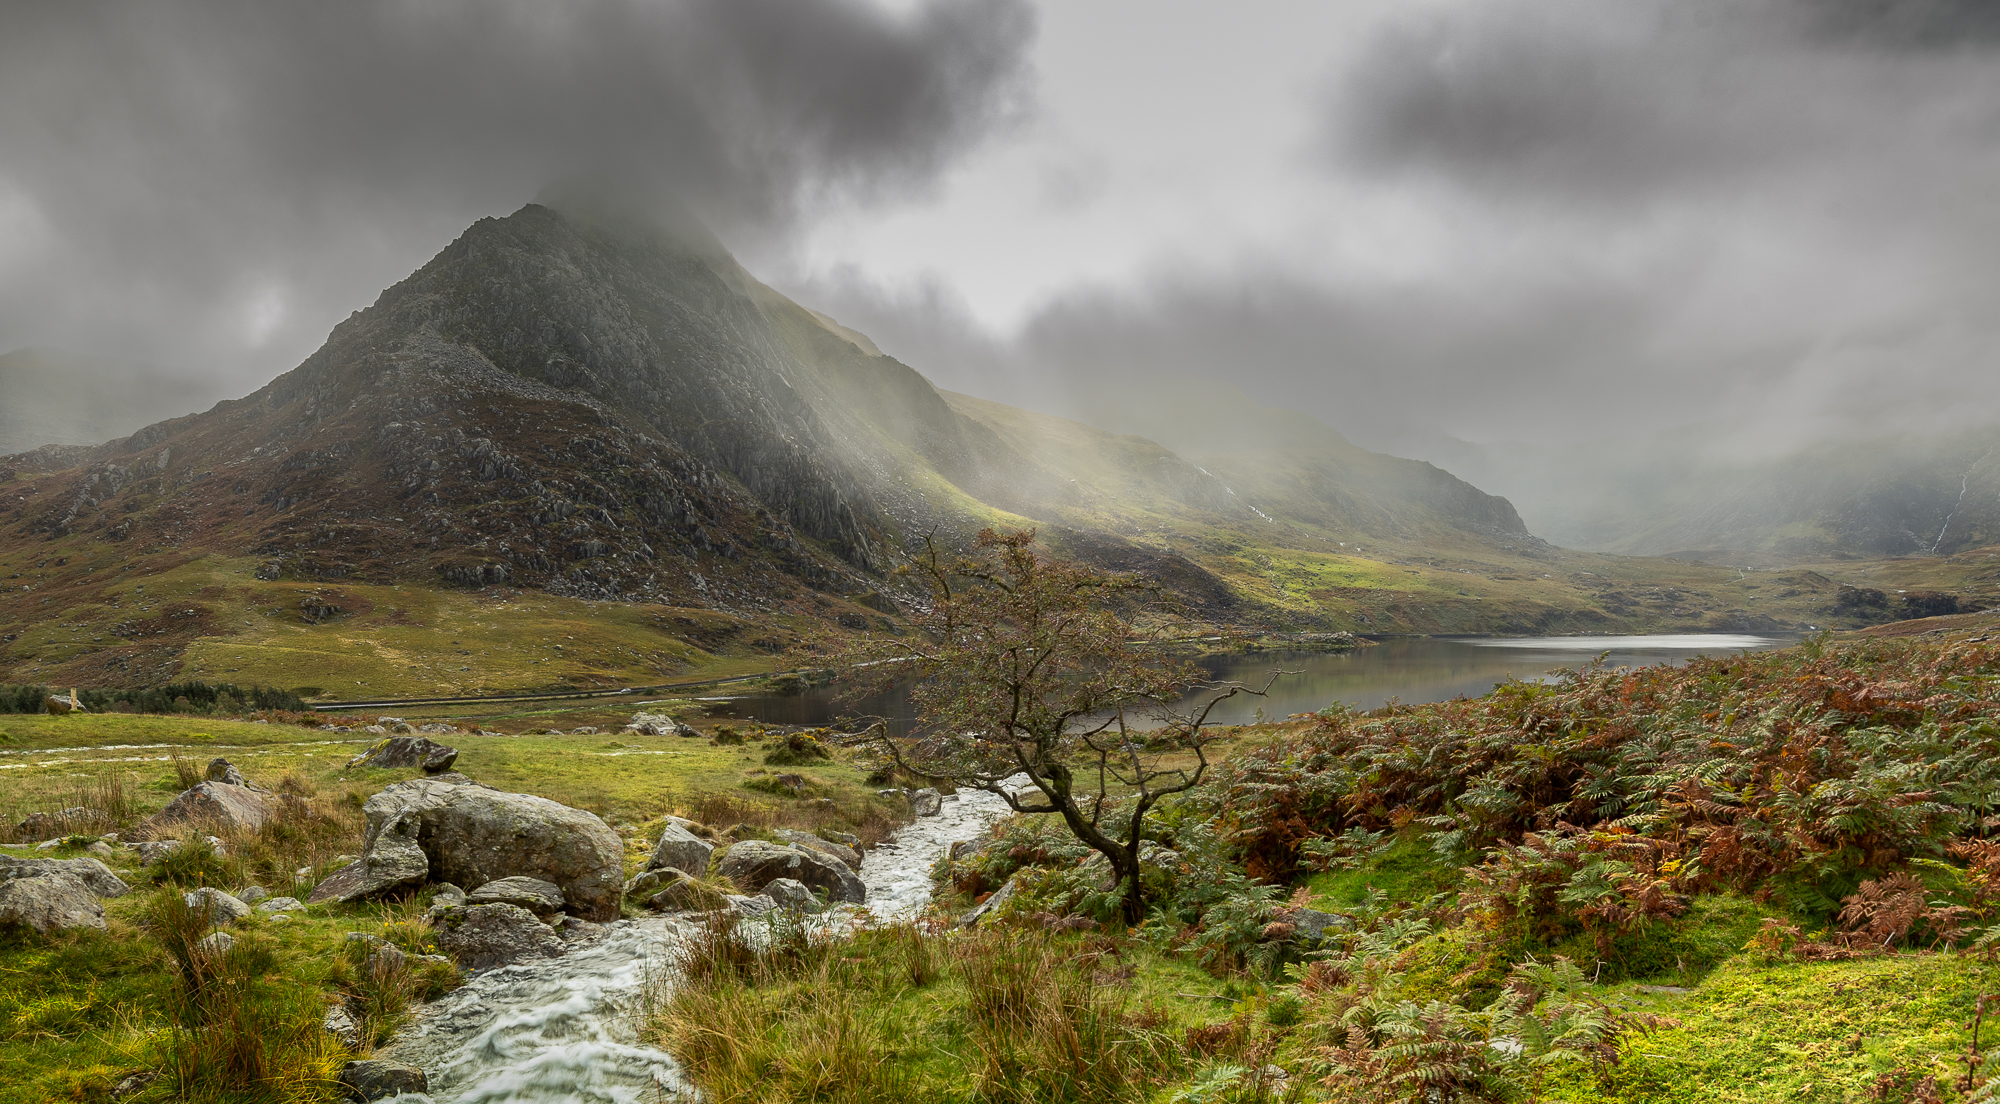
[379,786,1016,1103]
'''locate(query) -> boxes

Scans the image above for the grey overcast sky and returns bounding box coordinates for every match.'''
[5,0,2000,461]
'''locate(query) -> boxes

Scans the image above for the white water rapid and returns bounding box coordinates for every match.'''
[377,785,1016,1102]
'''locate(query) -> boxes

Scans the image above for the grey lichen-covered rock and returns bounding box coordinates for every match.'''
[306,824,430,906]
[646,821,715,876]
[142,781,271,834]
[185,887,252,927]
[905,788,943,817]
[323,1004,363,1050]
[363,944,407,976]
[204,758,249,787]
[0,855,129,898]
[430,903,564,971]
[259,896,304,912]
[467,876,565,915]
[761,877,823,913]
[642,869,728,912]
[431,882,467,907]
[356,778,624,920]
[195,930,236,956]
[725,893,779,916]
[626,712,700,737]
[1285,908,1350,942]
[623,868,680,900]
[238,885,270,904]
[716,839,865,905]
[345,735,460,774]
[305,862,369,905]
[0,871,105,933]
[14,807,97,841]
[772,829,861,871]
[338,1058,429,1100]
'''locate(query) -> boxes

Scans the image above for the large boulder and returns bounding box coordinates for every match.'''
[905,788,943,817]
[715,840,865,905]
[0,871,105,933]
[142,781,271,835]
[346,736,459,774]
[0,855,129,898]
[647,822,715,876]
[772,829,861,871]
[430,903,564,971]
[344,778,623,920]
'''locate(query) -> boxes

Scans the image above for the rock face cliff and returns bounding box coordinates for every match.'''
[8,203,1087,608]
[0,201,1536,626]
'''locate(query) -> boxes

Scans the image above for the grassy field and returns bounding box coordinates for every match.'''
[0,706,917,1102]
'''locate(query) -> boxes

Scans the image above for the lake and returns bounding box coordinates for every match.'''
[698,633,1791,735]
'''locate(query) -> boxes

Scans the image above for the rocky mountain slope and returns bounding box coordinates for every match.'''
[0,199,1884,692]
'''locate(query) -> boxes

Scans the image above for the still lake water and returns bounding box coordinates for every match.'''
[701,634,1790,735]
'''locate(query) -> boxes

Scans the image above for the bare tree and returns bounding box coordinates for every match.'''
[803,528,1270,923]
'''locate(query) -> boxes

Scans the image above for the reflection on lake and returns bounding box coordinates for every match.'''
[701,634,1791,735]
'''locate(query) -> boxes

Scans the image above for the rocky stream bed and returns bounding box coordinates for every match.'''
[375,785,1014,1103]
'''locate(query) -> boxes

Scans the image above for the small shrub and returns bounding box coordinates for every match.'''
[763,730,832,767]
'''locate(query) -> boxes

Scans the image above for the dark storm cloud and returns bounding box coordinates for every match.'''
[0,0,1034,396]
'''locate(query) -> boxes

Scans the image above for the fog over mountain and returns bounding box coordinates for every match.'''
[5,0,2000,559]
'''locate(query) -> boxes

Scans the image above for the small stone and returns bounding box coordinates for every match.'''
[204,758,248,787]
[86,842,115,858]
[110,1070,158,1099]
[323,1004,362,1050]
[761,877,822,913]
[960,875,1020,928]
[431,883,467,907]
[644,870,728,912]
[238,885,270,905]
[363,944,408,975]
[195,930,236,955]
[905,788,943,817]
[184,887,251,927]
